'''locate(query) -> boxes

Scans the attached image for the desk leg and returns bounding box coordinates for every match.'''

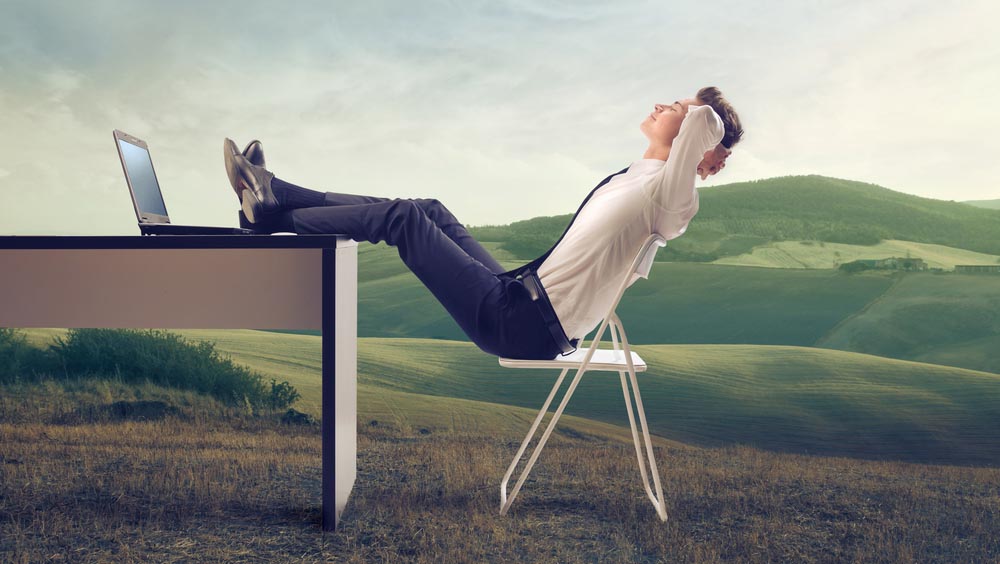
[321,247,357,531]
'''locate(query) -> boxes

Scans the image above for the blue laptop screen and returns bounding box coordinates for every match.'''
[118,139,168,217]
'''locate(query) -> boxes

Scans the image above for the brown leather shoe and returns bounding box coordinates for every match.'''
[243,139,265,168]
[232,152,279,223]
[224,138,266,199]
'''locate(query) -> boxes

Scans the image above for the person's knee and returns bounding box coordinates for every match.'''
[416,197,457,225]
[385,199,428,241]
[414,197,444,214]
[391,199,424,216]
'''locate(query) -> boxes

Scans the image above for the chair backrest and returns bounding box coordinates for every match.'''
[568,232,666,358]
[600,232,667,327]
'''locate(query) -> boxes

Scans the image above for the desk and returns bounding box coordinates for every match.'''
[0,235,357,531]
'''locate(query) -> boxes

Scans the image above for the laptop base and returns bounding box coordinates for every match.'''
[139,223,254,236]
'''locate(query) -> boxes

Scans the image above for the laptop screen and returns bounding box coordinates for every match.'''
[118,138,168,217]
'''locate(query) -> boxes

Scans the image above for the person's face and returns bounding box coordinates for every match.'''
[697,143,731,180]
[639,97,697,148]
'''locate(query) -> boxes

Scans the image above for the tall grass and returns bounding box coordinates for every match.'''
[2,384,998,563]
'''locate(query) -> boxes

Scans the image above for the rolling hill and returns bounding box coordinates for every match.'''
[469,174,1000,261]
[350,257,896,345]
[274,240,1000,374]
[964,198,1000,210]
[816,272,1000,374]
[21,329,998,466]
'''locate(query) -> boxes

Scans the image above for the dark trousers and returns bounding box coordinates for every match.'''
[268,181,564,360]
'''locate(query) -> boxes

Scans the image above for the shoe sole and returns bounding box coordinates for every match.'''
[241,181,261,224]
[223,138,241,198]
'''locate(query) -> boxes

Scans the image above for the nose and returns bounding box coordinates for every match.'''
[654,104,664,112]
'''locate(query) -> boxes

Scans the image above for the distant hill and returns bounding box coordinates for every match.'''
[712,238,1000,270]
[963,198,1000,210]
[469,175,1000,261]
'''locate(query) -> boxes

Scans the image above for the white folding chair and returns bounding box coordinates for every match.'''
[498,233,669,521]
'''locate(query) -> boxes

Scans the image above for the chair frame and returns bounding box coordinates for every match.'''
[498,233,669,521]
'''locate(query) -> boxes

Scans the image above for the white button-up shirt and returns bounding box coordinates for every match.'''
[537,104,725,343]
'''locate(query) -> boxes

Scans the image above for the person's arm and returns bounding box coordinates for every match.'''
[645,104,725,211]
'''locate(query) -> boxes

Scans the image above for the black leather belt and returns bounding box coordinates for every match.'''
[518,269,578,356]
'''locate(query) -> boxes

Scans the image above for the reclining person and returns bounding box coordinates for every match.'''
[224,86,743,360]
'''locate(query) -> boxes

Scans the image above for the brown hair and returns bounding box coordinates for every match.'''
[696,86,743,149]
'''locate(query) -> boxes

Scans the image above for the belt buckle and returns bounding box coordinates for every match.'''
[520,271,541,301]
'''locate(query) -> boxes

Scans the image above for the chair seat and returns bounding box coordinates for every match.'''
[499,347,647,372]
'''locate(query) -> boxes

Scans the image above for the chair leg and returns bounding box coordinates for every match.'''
[500,319,609,515]
[501,367,568,514]
[500,317,610,516]
[500,363,592,515]
[612,317,668,521]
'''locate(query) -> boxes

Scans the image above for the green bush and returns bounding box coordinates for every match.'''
[268,379,301,411]
[0,328,27,383]
[839,261,872,274]
[45,328,298,410]
[0,329,59,384]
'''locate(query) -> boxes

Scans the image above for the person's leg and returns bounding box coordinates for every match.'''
[279,200,505,350]
[408,197,506,274]
[270,176,506,274]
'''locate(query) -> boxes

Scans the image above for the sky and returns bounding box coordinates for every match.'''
[1,0,997,235]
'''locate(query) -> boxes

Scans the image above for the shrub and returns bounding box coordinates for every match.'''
[0,328,27,383]
[838,261,871,274]
[268,379,301,411]
[47,328,298,410]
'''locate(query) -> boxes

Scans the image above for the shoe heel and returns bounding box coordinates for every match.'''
[238,210,253,230]
[241,188,262,223]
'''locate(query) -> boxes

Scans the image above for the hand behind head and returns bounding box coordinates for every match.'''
[697,144,731,180]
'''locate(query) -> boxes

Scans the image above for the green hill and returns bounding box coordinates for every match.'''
[964,198,1000,210]
[606,263,894,345]
[22,329,996,466]
[816,272,1000,374]
[271,246,999,374]
[350,338,1000,466]
[351,261,893,345]
[468,175,1000,261]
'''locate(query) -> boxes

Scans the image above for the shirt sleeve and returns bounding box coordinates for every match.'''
[645,104,724,212]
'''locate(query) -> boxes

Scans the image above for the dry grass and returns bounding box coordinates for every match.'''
[2,385,999,563]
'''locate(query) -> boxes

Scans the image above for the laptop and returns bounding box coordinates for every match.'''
[113,129,255,235]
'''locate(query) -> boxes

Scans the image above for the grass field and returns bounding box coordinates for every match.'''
[816,272,1000,374]
[343,338,1000,466]
[19,329,1000,466]
[964,198,1000,210]
[610,263,894,346]
[314,259,897,346]
[711,238,1000,270]
[2,378,999,563]
[270,236,1000,375]
[349,248,1000,373]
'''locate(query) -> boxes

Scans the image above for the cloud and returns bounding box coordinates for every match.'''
[0,0,997,237]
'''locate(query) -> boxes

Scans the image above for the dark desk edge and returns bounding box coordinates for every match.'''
[0,235,357,250]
